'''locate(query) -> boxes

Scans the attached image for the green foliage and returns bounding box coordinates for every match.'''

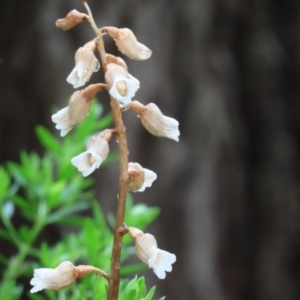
[0,101,163,300]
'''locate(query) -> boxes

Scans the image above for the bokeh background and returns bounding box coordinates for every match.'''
[1,0,300,299]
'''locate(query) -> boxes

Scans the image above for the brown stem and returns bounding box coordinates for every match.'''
[83,2,128,300]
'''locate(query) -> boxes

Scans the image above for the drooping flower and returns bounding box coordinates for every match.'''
[52,83,105,136]
[30,261,76,293]
[56,9,88,31]
[30,261,108,293]
[67,40,100,88]
[104,27,152,60]
[128,227,176,279]
[130,101,180,141]
[71,129,112,176]
[105,63,140,106]
[127,162,157,192]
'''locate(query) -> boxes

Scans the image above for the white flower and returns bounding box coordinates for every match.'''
[127,162,157,192]
[128,228,176,279]
[51,90,92,137]
[105,63,140,106]
[30,261,109,293]
[52,107,71,136]
[30,261,76,293]
[104,27,152,60]
[71,130,112,176]
[139,168,157,192]
[130,101,180,142]
[67,41,100,88]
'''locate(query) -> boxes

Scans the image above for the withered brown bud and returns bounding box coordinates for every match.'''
[56,9,88,31]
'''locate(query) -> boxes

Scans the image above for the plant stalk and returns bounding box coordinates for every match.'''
[83,1,128,299]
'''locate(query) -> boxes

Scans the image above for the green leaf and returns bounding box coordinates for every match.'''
[47,201,89,224]
[124,276,138,295]
[0,228,12,242]
[136,277,146,299]
[7,162,27,186]
[0,279,23,300]
[35,125,61,155]
[19,225,32,243]
[0,167,10,200]
[10,195,30,210]
[143,286,156,300]
[120,263,147,276]
[125,285,139,300]
[0,252,8,265]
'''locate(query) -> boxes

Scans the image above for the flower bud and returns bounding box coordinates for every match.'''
[104,27,152,60]
[105,63,139,106]
[67,41,100,88]
[56,10,88,31]
[30,261,109,293]
[71,129,112,176]
[130,101,180,141]
[127,162,157,192]
[51,84,105,137]
[128,227,176,279]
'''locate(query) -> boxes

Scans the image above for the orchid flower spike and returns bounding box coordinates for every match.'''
[51,83,106,136]
[71,129,112,176]
[105,63,140,106]
[130,101,180,141]
[127,162,157,192]
[128,227,176,279]
[104,27,152,60]
[67,40,100,88]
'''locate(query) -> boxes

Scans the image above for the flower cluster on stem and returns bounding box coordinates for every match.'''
[32,1,180,299]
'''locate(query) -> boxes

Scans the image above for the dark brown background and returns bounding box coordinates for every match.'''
[1,0,300,299]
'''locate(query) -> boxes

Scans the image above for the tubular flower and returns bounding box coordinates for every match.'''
[52,83,105,136]
[67,40,100,88]
[104,27,152,60]
[30,261,108,293]
[128,227,176,279]
[105,63,140,106]
[71,129,112,177]
[127,162,157,192]
[56,9,88,31]
[130,101,180,141]
[30,261,76,293]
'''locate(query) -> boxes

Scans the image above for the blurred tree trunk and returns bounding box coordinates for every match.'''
[1,0,300,299]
